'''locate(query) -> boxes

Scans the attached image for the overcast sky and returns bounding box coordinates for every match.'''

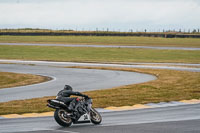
[0,0,200,31]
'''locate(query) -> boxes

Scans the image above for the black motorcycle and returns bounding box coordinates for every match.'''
[47,97,102,127]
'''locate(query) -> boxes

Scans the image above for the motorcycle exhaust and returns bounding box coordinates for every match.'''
[47,103,60,109]
[47,99,68,109]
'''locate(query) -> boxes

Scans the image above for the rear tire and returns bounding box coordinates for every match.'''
[54,109,72,127]
[90,108,102,124]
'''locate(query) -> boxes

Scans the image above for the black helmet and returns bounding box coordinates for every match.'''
[64,85,73,91]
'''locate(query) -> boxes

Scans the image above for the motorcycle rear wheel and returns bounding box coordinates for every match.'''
[90,108,102,124]
[54,109,72,127]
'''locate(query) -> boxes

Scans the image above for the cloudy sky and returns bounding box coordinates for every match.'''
[0,0,200,31]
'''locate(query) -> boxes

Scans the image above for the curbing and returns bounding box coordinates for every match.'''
[0,99,200,119]
[105,104,151,111]
[0,112,54,119]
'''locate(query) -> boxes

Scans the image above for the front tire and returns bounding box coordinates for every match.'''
[54,109,72,127]
[90,108,102,124]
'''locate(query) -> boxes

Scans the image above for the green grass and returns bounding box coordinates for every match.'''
[0,45,200,63]
[0,36,200,47]
[0,67,199,115]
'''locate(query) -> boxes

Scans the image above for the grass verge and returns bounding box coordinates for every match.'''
[0,45,200,63]
[0,67,199,115]
[0,72,51,89]
[0,35,200,47]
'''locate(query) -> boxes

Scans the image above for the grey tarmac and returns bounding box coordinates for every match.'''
[0,104,200,133]
[0,60,200,103]
[0,60,199,133]
[0,43,200,50]
[0,63,156,102]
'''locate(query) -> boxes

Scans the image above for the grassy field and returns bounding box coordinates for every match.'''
[0,45,200,63]
[0,72,50,89]
[0,35,200,47]
[0,67,199,115]
[0,35,200,115]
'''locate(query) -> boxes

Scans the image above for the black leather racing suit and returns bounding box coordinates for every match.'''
[56,89,88,110]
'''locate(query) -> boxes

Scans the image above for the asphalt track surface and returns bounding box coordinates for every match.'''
[1,43,200,50]
[0,62,156,102]
[0,60,200,133]
[0,104,200,133]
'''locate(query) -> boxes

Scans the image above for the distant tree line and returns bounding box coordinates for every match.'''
[0,28,200,38]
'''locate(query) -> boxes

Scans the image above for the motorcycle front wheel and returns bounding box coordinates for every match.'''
[90,108,102,124]
[54,109,72,127]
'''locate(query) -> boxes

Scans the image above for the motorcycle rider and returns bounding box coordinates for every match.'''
[56,85,89,112]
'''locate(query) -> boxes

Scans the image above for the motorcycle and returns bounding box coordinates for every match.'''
[47,97,102,127]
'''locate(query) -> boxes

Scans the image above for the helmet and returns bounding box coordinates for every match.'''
[64,85,73,91]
